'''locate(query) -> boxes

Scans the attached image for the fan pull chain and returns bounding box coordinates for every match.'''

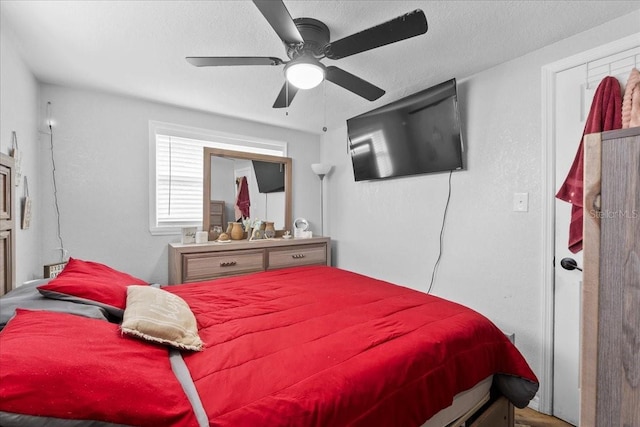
[322,80,327,132]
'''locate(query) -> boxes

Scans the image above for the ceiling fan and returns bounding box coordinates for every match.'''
[186,0,428,108]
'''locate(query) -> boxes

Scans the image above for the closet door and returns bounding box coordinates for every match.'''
[0,153,15,295]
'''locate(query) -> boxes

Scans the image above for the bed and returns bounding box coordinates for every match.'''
[0,258,538,426]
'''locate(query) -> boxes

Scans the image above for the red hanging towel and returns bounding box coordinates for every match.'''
[556,76,622,253]
[235,176,250,220]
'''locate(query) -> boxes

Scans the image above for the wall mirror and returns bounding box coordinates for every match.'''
[203,147,292,237]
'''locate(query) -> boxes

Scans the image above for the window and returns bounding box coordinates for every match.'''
[149,121,286,235]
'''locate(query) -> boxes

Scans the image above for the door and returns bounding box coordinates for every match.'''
[553,63,588,426]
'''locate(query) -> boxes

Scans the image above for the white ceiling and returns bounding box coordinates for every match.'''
[2,1,639,134]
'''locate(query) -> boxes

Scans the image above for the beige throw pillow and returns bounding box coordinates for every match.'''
[121,285,203,351]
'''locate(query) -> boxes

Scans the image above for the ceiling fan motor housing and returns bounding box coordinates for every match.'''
[287,18,330,59]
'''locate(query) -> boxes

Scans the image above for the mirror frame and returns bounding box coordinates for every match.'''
[203,147,292,235]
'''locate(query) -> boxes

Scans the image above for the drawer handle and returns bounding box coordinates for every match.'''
[220,261,237,267]
[291,254,306,259]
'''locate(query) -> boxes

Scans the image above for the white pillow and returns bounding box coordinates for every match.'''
[121,286,203,351]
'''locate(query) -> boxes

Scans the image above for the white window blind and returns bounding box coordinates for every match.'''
[150,121,287,235]
[156,135,208,227]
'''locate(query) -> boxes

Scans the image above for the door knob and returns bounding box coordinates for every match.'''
[560,257,582,272]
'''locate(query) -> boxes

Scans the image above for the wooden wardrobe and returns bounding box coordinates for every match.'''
[582,127,640,426]
[0,153,16,296]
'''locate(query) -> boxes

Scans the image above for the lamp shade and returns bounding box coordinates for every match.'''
[285,57,325,90]
[311,163,332,178]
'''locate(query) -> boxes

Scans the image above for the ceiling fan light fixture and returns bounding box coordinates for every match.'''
[285,57,325,90]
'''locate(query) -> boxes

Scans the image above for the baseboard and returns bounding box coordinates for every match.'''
[527,395,541,413]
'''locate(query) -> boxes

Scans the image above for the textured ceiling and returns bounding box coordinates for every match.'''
[2,1,639,134]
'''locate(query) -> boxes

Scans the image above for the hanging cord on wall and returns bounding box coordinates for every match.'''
[11,131,22,185]
[427,170,453,294]
[168,136,173,216]
[11,131,19,153]
[285,81,289,116]
[47,102,66,262]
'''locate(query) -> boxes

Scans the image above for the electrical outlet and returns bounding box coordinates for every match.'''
[44,262,67,279]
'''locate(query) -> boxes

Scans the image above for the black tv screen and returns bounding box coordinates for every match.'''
[252,160,284,193]
[347,78,464,181]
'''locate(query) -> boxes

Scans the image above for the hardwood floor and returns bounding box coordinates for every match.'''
[515,407,575,427]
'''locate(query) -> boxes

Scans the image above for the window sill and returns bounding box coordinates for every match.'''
[149,226,186,236]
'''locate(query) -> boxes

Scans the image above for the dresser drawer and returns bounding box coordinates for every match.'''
[267,244,327,270]
[182,250,264,282]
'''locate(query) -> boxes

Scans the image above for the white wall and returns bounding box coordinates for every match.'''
[7,5,638,404]
[38,84,321,284]
[0,26,41,285]
[321,10,640,401]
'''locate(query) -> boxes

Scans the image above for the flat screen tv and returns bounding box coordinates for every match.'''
[347,78,464,182]
[252,160,285,193]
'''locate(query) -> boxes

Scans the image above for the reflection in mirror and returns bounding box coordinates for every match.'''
[203,148,292,238]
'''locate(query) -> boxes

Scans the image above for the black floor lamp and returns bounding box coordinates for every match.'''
[311,163,332,236]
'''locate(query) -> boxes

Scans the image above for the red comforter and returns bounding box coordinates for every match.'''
[0,266,537,426]
[171,266,537,426]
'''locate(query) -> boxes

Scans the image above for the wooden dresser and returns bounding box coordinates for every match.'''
[168,237,331,284]
[582,127,640,426]
[0,153,15,296]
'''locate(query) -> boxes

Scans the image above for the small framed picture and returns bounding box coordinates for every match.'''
[21,176,31,229]
[21,196,31,229]
[181,227,197,244]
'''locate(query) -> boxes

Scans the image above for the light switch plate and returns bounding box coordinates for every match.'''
[513,192,529,212]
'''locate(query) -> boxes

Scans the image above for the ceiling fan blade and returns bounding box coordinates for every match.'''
[324,9,427,60]
[253,0,304,44]
[273,82,299,108]
[186,57,284,67]
[325,66,385,101]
